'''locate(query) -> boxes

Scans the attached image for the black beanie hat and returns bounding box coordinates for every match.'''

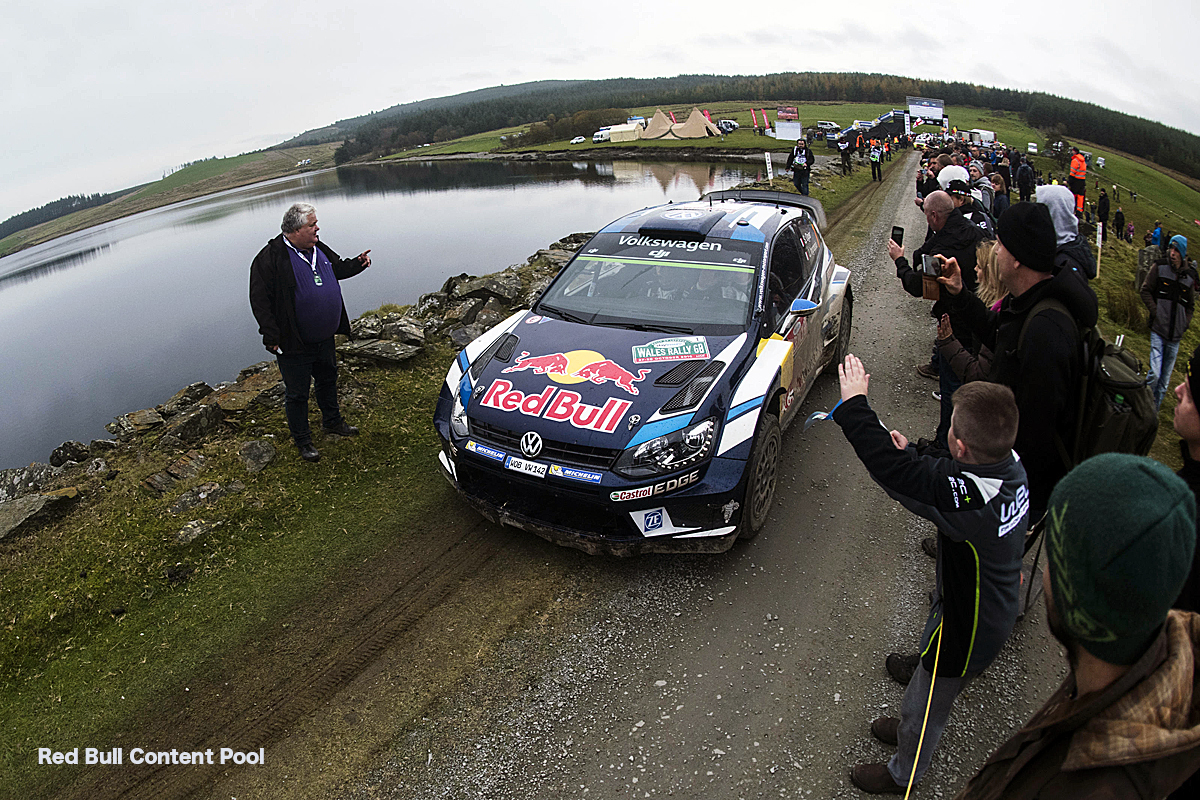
[997,203,1056,272]
[1046,454,1196,665]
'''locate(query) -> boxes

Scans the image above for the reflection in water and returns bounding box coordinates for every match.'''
[0,159,759,469]
[0,242,112,287]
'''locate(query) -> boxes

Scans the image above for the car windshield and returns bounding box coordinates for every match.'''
[536,232,761,335]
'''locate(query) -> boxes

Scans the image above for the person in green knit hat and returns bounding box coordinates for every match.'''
[956,453,1200,799]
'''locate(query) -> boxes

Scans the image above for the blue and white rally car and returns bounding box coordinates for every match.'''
[433,190,852,555]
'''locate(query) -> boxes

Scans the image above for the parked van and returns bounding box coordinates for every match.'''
[816,121,839,133]
[592,129,611,144]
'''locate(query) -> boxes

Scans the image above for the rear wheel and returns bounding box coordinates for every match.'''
[738,413,781,540]
[824,288,853,375]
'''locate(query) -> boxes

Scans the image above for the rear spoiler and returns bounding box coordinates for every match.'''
[700,190,827,229]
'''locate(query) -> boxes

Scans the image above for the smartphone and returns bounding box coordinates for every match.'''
[921,254,942,277]
[891,226,904,247]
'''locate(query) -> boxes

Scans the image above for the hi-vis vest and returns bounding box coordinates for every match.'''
[1070,154,1087,180]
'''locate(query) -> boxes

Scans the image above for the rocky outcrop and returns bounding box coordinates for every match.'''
[5,232,592,542]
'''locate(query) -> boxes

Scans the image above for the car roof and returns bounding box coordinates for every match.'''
[597,193,825,246]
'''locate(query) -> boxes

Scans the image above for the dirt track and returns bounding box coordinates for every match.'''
[64,152,1067,800]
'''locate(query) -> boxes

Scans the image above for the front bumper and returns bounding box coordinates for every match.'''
[437,446,744,556]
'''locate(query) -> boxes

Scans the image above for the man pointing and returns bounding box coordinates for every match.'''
[249,202,371,462]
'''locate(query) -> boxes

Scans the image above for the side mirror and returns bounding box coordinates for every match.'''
[790,298,820,317]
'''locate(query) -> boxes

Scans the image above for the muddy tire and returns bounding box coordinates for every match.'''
[824,288,854,375]
[739,413,781,540]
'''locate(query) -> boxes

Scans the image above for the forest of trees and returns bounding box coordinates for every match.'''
[330,72,1200,180]
[0,190,135,242]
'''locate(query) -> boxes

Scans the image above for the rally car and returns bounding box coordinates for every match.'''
[433,190,852,555]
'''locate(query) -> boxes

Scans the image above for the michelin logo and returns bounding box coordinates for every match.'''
[549,464,603,484]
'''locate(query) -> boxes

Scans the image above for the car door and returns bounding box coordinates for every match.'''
[764,223,817,426]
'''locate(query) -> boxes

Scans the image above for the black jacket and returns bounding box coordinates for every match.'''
[1176,441,1200,613]
[1097,192,1110,221]
[1056,235,1097,280]
[833,395,1028,677]
[896,208,985,350]
[249,234,367,353]
[952,265,1099,517]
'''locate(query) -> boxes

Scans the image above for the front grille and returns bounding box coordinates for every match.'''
[459,462,629,538]
[470,419,621,470]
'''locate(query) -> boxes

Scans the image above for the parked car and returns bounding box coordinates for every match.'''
[717,119,739,134]
[433,191,853,555]
[1027,142,1038,154]
[570,136,586,145]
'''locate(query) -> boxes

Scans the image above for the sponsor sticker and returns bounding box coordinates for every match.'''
[631,336,709,364]
[503,350,650,395]
[480,379,631,434]
[524,315,543,324]
[549,464,604,484]
[504,455,548,478]
[609,470,700,502]
[644,510,663,531]
[465,440,505,462]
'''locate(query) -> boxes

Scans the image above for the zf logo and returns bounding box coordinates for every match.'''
[644,510,663,531]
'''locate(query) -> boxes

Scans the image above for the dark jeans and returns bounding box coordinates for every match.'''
[871,161,882,181]
[792,170,809,196]
[936,350,962,449]
[276,337,344,446]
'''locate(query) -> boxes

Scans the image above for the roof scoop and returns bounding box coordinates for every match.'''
[638,207,728,240]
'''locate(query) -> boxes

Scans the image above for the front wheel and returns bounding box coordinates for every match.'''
[823,288,854,375]
[738,413,781,540]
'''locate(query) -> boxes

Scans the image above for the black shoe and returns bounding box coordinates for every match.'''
[323,421,359,437]
[871,716,899,746]
[886,653,920,686]
[298,443,321,462]
[850,763,906,794]
[915,363,938,380]
[921,536,937,558]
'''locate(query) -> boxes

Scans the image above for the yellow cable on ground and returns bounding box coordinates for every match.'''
[904,622,943,799]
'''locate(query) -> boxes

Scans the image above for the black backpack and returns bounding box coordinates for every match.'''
[1019,298,1157,469]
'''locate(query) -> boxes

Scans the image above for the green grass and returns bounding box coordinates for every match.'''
[0,346,454,797]
[131,153,267,200]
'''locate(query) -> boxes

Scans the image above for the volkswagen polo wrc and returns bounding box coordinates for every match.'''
[433,190,852,555]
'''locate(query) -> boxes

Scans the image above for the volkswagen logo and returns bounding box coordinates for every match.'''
[520,431,543,458]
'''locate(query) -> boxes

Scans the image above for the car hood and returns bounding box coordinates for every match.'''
[466,316,747,449]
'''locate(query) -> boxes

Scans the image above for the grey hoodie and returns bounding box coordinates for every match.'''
[1037,185,1097,279]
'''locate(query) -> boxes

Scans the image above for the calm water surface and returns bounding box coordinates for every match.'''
[0,159,766,469]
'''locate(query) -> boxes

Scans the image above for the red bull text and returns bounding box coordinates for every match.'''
[479,380,630,434]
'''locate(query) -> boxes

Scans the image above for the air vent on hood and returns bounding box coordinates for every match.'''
[655,360,707,387]
[470,333,519,380]
[661,360,725,413]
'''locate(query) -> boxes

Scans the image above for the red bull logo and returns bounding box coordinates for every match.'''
[503,351,570,375]
[572,360,651,395]
[479,380,630,434]
[500,350,650,396]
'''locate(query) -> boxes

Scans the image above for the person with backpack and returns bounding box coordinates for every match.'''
[940,166,995,238]
[1141,235,1198,409]
[938,202,1098,522]
[1016,156,1036,202]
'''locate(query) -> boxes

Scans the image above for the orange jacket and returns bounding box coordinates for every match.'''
[1070,153,1087,180]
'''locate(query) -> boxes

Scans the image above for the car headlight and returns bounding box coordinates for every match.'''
[450,380,471,438]
[613,418,716,478]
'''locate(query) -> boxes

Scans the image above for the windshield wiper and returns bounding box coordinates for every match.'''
[537,304,591,325]
[594,321,696,335]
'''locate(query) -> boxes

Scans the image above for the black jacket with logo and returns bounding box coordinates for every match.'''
[833,395,1028,677]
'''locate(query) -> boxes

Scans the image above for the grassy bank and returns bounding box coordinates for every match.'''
[0,346,454,796]
[0,144,340,259]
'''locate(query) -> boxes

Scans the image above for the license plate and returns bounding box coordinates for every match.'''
[504,455,547,478]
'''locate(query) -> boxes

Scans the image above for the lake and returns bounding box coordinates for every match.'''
[0,159,768,469]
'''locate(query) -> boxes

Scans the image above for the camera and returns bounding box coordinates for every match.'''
[921,254,943,277]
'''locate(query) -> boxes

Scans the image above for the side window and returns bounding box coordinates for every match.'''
[767,225,808,318]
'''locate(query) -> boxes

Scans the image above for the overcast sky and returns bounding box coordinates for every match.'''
[2,0,1197,223]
